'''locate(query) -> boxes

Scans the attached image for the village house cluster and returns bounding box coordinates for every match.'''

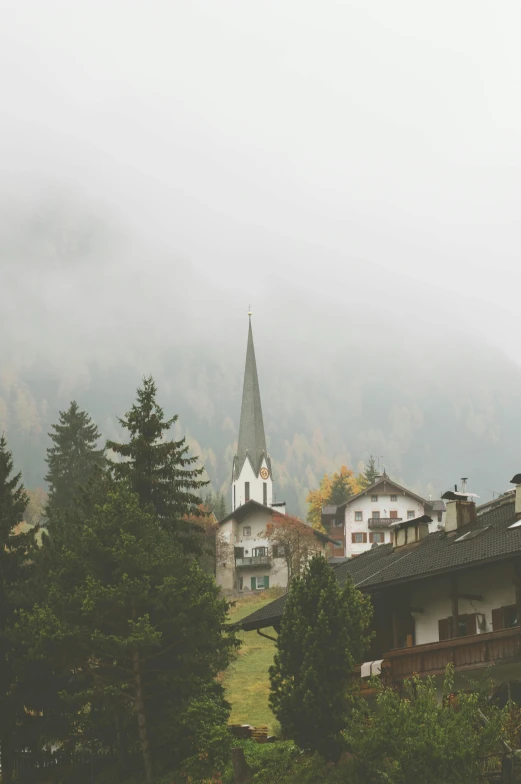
[217,319,521,695]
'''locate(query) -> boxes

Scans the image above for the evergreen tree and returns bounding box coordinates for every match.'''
[204,490,228,521]
[45,401,104,514]
[17,475,238,783]
[107,376,208,549]
[214,492,228,520]
[269,555,372,760]
[360,454,379,489]
[328,468,355,505]
[0,436,36,783]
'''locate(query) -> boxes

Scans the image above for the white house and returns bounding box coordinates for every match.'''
[332,473,436,558]
[216,498,334,594]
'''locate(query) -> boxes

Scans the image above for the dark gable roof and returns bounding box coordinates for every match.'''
[218,499,271,525]
[338,475,431,510]
[431,500,447,512]
[218,500,339,546]
[238,500,520,631]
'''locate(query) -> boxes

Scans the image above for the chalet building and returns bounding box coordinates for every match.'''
[321,473,444,558]
[216,499,337,594]
[216,315,338,594]
[238,474,521,695]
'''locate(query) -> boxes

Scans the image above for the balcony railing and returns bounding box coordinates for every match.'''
[235,556,271,568]
[368,517,402,529]
[383,626,521,680]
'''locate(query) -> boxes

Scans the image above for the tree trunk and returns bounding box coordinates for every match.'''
[133,649,153,784]
[231,747,252,784]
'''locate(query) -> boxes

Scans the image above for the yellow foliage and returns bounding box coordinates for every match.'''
[306,465,361,527]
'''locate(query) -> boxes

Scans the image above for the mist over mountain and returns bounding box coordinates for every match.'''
[2,188,520,516]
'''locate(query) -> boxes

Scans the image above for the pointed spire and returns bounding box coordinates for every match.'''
[235,316,268,478]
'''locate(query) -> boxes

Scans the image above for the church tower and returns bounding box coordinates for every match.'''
[232,315,273,511]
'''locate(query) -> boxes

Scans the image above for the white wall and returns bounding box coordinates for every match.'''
[344,490,426,557]
[409,562,516,646]
[215,505,328,594]
[232,455,273,510]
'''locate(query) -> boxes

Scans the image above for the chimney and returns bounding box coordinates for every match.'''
[393,515,432,549]
[442,490,477,532]
[510,474,521,520]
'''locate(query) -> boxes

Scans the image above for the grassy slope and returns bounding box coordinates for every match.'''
[224,591,281,733]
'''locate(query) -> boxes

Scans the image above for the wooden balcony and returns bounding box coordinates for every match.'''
[368,517,402,529]
[384,626,521,681]
[235,556,271,568]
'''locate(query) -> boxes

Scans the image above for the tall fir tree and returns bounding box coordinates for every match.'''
[18,475,237,783]
[106,376,208,550]
[45,401,105,514]
[361,454,379,489]
[0,436,37,783]
[269,555,372,761]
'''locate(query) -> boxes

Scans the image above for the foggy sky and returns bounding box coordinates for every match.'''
[1,1,521,363]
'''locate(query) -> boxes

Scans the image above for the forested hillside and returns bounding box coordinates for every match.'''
[2,189,520,516]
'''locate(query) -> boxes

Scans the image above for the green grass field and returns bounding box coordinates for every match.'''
[223,590,281,733]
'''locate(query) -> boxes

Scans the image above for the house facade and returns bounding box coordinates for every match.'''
[216,499,334,595]
[322,474,437,558]
[238,474,521,695]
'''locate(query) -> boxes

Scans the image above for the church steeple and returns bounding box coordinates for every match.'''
[232,315,272,510]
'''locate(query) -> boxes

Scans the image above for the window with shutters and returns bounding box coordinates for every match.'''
[373,532,385,543]
[492,605,518,631]
[390,510,398,519]
[352,533,365,544]
[438,614,477,641]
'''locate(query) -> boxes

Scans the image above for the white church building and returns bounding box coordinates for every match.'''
[216,316,334,594]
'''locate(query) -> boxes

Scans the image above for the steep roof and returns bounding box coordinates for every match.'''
[338,474,432,510]
[234,319,269,478]
[238,499,521,631]
[218,499,340,546]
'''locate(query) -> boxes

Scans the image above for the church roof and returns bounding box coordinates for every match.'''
[234,319,269,478]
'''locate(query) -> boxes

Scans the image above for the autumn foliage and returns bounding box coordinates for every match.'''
[306,465,362,527]
[264,512,323,582]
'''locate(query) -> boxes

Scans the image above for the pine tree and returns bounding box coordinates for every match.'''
[269,555,372,760]
[328,466,356,505]
[106,376,208,549]
[204,490,228,521]
[18,475,237,782]
[45,401,105,514]
[361,454,379,489]
[0,436,36,783]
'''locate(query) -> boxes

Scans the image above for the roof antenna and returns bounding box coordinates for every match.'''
[248,305,252,318]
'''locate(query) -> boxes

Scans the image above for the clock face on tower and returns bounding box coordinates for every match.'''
[260,467,269,480]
